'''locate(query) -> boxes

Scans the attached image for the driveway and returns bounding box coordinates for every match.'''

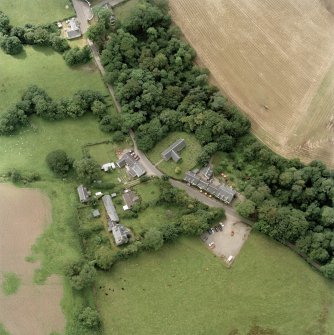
[72,0,93,33]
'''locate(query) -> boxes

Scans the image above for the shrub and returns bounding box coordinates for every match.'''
[0,35,22,55]
[46,150,73,176]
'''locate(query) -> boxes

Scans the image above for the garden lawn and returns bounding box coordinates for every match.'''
[114,0,141,22]
[0,46,109,114]
[0,0,74,26]
[147,132,202,179]
[96,233,334,335]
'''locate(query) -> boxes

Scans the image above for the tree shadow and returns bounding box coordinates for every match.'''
[12,49,27,60]
[31,45,57,56]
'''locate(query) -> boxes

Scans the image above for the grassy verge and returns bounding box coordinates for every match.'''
[1,273,21,295]
[95,234,334,335]
[0,0,74,26]
[147,131,202,179]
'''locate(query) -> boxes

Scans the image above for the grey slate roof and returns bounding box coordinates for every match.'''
[117,153,146,178]
[65,18,81,40]
[77,185,89,203]
[123,190,139,208]
[161,139,186,162]
[102,195,119,222]
[184,171,236,204]
[111,224,130,246]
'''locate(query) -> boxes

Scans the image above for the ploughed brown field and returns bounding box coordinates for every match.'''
[0,184,64,335]
[170,0,334,167]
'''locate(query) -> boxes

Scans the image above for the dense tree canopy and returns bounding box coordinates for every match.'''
[74,158,101,184]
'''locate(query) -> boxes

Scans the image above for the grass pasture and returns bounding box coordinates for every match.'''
[170,0,334,168]
[0,46,109,114]
[96,233,334,335]
[0,0,74,26]
[147,132,202,178]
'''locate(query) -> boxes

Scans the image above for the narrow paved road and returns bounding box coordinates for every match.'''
[72,0,92,33]
[73,4,251,225]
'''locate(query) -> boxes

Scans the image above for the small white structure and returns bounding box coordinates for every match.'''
[101,163,114,172]
[95,191,103,199]
[123,205,129,211]
[111,193,117,198]
[57,22,63,28]
[227,255,234,263]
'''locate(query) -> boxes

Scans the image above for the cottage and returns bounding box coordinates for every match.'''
[77,185,90,203]
[184,171,236,204]
[122,189,139,209]
[102,195,119,223]
[65,18,81,40]
[117,152,146,178]
[161,139,186,162]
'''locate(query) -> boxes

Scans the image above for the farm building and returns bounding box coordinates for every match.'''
[117,153,146,178]
[111,224,131,246]
[201,165,213,180]
[122,189,139,210]
[77,185,90,203]
[161,138,186,162]
[65,18,81,39]
[102,194,131,246]
[184,171,236,204]
[102,195,119,223]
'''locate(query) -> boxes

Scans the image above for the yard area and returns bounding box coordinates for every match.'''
[96,233,334,335]
[1,0,74,26]
[147,132,202,179]
[0,46,109,114]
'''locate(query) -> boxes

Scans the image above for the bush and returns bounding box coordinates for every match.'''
[77,307,101,330]
[63,46,92,66]
[0,35,22,55]
[65,260,96,290]
[46,150,73,176]
[112,130,125,143]
[74,158,100,183]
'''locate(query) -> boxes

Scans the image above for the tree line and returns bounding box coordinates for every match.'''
[0,85,112,135]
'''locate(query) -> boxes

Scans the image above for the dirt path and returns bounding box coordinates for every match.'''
[0,184,64,335]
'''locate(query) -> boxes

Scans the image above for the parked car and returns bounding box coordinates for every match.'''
[207,229,212,235]
[220,223,225,230]
[209,242,215,249]
[214,226,219,232]
[218,225,223,231]
[211,228,215,234]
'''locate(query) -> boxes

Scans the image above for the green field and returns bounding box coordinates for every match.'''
[0,115,112,177]
[96,234,334,335]
[147,132,202,178]
[114,0,141,22]
[0,0,74,26]
[0,46,108,114]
